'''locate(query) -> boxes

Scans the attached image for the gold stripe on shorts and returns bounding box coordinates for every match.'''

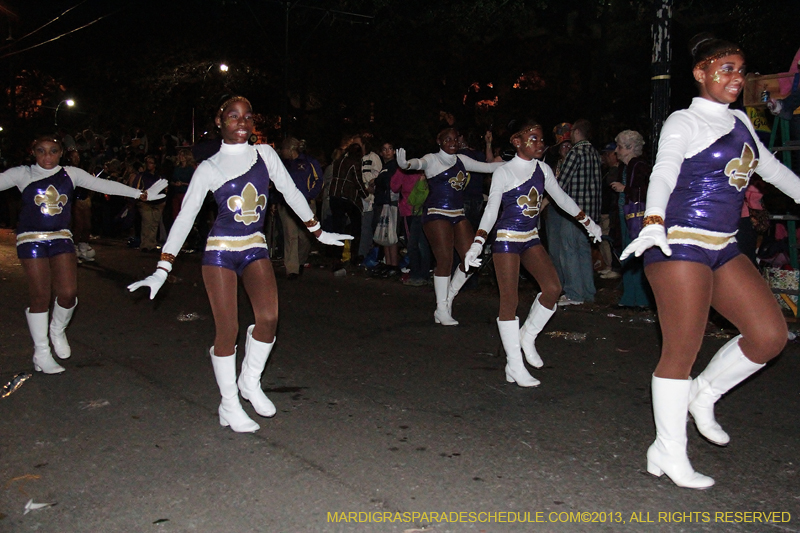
[427,207,465,217]
[16,230,73,245]
[496,228,539,242]
[205,233,267,251]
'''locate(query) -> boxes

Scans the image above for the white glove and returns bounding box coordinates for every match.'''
[583,218,603,243]
[396,148,408,170]
[317,231,353,247]
[144,179,169,201]
[464,242,483,272]
[127,261,171,300]
[620,224,671,261]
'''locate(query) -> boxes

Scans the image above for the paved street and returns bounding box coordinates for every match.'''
[1,229,798,532]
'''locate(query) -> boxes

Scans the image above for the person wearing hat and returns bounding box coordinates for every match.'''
[463,119,601,387]
[547,119,603,305]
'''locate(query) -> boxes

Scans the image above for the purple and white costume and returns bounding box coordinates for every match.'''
[476,156,585,255]
[162,142,314,275]
[643,97,800,270]
[0,164,145,259]
[404,150,502,224]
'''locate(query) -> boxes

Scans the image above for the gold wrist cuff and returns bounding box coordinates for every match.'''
[475,229,488,241]
[305,217,320,228]
[160,253,176,263]
[643,215,664,227]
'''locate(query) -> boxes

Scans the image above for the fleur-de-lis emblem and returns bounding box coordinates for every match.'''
[34,185,68,216]
[448,170,469,191]
[517,186,541,218]
[227,182,267,225]
[724,143,758,192]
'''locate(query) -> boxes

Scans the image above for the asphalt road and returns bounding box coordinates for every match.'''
[1,229,798,533]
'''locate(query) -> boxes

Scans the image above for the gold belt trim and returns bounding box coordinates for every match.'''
[206,233,267,250]
[16,230,73,245]
[667,228,735,246]
[496,228,539,242]
[427,208,465,217]
[625,211,645,220]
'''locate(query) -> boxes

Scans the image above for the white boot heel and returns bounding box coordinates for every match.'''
[433,276,458,325]
[646,462,664,477]
[238,325,277,418]
[498,318,540,387]
[211,348,259,433]
[648,376,714,489]
[26,308,65,374]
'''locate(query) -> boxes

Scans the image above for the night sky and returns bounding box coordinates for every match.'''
[1,0,799,156]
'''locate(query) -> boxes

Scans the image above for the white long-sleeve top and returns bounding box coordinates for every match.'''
[406,149,503,178]
[476,156,582,235]
[0,164,144,198]
[646,97,800,218]
[162,142,314,257]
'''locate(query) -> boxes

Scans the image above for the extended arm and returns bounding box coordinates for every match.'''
[458,154,504,174]
[69,167,166,200]
[395,148,427,172]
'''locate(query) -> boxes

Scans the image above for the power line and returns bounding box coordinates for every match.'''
[0,4,127,60]
[0,0,88,50]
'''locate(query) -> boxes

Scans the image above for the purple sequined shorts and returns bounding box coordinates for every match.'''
[644,241,740,272]
[17,237,75,260]
[202,247,271,276]
[492,237,541,255]
[422,208,466,225]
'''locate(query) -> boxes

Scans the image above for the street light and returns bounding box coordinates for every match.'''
[54,99,75,126]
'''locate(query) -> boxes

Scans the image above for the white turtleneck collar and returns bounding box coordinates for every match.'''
[436,149,457,163]
[32,164,62,179]
[219,141,251,155]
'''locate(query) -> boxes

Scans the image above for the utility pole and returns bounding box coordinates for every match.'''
[650,0,672,162]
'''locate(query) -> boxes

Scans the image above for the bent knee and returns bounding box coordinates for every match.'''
[746,323,788,361]
[542,281,562,301]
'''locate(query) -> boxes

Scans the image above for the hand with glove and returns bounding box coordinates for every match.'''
[316,231,353,247]
[396,147,408,170]
[620,223,671,260]
[582,217,603,243]
[127,261,171,300]
[464,241,483,272]
[142,179,169,201]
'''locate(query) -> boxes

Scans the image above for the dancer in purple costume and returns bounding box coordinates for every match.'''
[129,97,351,433]
[464,120,601,387]
[621,35,800,489]
[0,135,167,375]
[396,128,503,326]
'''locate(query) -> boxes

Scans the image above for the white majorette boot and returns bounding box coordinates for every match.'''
[210,348,259,433]
[237,325,277,418]
[433,276,458,325]
[26,308,65,374]
[498,317,540,387]
[688,335,765,446]
[519,293,556,368]
[50,298,77,359]
[646,376,714,489]
[446,266,472,315]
